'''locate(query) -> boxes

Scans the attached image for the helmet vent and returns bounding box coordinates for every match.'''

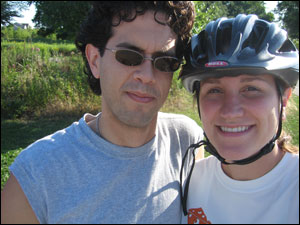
[195,30,208,65]
[278,39,297,52]
[242,21,269,52]
[216,23,232,55]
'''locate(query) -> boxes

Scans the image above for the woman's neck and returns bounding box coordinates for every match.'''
[221,145,286,181]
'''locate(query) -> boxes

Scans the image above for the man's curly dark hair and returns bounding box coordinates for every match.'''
[75,1,195,95]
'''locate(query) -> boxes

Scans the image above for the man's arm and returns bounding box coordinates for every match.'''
[1,173,40,224]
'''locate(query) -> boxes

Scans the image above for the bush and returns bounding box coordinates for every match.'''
[1,40,98,119]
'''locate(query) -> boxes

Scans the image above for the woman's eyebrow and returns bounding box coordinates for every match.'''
[202,76,269,84]
[202,78,220,84]
[240,77,269,84]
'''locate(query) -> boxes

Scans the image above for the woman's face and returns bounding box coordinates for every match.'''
[199,74,282,161]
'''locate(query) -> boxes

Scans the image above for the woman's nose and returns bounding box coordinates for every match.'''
[220,94,244,119]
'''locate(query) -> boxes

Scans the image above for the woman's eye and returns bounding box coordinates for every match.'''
[241,86,264,97]
[244,86,260,92]
[208,88,222,94]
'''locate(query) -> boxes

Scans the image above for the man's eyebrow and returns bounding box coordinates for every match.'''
[115,42,176,56]
[116,42,141,52]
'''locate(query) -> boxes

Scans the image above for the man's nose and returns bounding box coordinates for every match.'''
[133,58,156,84]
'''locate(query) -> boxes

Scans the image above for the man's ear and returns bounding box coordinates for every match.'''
[85,44,101,79]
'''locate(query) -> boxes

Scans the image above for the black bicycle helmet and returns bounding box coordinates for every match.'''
[180,14,299,93]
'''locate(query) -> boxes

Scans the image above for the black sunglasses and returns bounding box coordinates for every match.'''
[105,48,181,72]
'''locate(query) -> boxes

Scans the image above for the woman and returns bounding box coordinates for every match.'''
[179,14,299,224]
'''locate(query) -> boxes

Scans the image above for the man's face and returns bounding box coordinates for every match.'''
[97,11,177,128]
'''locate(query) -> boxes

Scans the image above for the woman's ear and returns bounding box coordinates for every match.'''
[282,88,292,120]
[282,88,292,107]
[85,44,101,79]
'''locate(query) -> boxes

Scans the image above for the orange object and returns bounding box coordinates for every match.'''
[188,208,211,224]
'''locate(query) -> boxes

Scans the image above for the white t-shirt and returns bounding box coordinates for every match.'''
[182,153,299,224]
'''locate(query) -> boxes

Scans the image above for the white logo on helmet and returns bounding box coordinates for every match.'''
[205,61,229,67]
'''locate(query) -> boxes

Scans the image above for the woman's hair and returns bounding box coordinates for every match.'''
[277,94,299,154]
[75,1,195,95]
[277,131,299,154]
[275,79,298,154]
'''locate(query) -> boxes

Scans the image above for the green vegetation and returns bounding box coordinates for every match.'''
[283,94,299,146]
[1,40,100,119]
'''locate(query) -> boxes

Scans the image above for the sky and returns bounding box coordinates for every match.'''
[12,1,279,28]
[264,1,278,12]
[12,3,36,28]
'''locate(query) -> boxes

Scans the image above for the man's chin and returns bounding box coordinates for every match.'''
[117,110,158,128]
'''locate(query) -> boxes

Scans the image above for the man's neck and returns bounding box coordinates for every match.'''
[97,111,158,148]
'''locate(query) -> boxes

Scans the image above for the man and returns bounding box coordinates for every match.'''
[1,2,203,223]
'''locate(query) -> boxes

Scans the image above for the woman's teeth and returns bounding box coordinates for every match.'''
[220,126,250,133]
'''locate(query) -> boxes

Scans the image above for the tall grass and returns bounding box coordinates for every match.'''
[1,41,100,119]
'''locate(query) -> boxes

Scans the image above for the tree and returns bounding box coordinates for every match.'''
[275,1,299,39]
[221,1,274,21]
[30,1,276,41]
[32,1,91,40]
[192,1,275,35]
[193,1,228,35]
[1,1,29,26]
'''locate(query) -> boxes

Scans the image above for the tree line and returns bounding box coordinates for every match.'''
[1,1,299,41]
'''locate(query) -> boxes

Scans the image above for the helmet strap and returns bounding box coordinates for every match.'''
[195,82,202,119]
[180,140,208,215]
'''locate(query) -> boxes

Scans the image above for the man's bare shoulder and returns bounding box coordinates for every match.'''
[1,173,40,224]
